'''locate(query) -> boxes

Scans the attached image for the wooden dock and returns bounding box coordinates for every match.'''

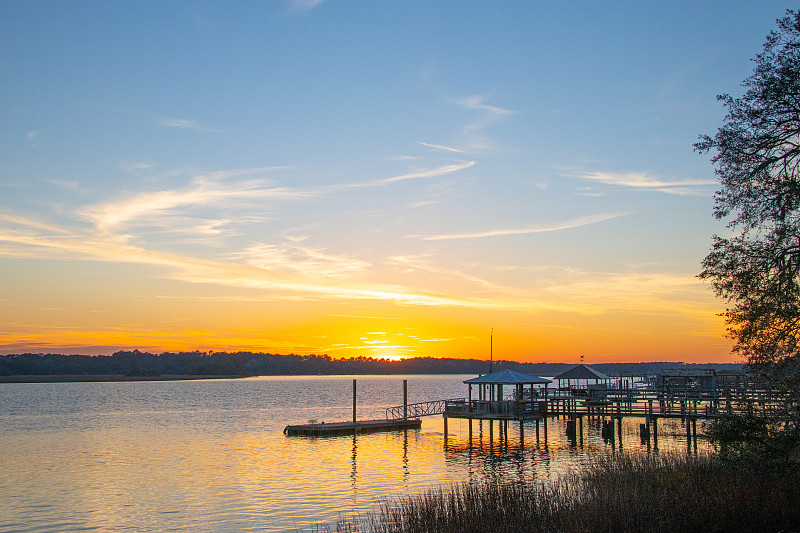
[284,418,421,437]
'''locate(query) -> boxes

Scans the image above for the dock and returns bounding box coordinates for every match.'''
[284,378,423,437]
[282,368,786,448]
[284,418,421,436]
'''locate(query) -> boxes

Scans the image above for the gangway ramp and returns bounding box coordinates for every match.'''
[385,398,464,420]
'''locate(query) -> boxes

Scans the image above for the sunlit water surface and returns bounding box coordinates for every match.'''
[0,375,711,532]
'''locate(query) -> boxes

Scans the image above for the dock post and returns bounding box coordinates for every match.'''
[652,417,658,448]
[692,418,698,451]
[686,416,691,449]
[617,417,623,449]
[403,379,408,420]
[520,420,524,447]
[443,415,448,438]
[536,418,540,443]
[579,415,584,447]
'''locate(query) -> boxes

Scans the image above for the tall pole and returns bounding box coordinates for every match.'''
[489,328,493,374]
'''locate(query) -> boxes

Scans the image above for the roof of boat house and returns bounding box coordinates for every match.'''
[553,364,611,381]
[463,369,551,384]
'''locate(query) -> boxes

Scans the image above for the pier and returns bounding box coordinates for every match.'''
[440,366,786,449]
[283,367,785,448]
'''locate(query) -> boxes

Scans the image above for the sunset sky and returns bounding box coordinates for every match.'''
[0,2,790,363]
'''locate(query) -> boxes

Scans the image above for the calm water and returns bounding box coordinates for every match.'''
[0,375,710,532]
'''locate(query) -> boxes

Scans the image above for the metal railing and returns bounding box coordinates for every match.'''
[385,398,464,420]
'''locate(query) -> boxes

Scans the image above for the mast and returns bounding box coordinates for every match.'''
[489,328,493,374]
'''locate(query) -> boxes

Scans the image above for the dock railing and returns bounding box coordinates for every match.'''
[385,398,464,420]
[444,399,548,419]
[389,384,791,423]
[534,385,791,419]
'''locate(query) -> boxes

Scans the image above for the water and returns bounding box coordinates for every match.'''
[0,375,711,532]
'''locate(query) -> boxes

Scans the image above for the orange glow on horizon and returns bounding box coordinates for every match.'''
[0,299,736,364]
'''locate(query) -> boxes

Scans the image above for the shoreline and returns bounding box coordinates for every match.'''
[0,374,246,383]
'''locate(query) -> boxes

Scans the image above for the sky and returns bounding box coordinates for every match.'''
[0,1,792,363]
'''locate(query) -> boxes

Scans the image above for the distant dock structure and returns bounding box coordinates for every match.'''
[442,364,783,450]
[284,365,782,450]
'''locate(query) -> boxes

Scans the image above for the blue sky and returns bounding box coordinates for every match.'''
[0,1,791,362]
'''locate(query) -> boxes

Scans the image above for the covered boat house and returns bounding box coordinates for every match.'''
[553,364,612,406]
[443,369,552,421]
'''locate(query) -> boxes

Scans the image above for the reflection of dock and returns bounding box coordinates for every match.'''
[283,418,421,436]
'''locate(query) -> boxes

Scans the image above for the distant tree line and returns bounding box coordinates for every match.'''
[0,350,741,378]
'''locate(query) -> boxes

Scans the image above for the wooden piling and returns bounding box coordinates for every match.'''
[686,416,691,446]
[652,417,658,448]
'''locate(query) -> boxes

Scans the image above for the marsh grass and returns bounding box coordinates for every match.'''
[316,453,800,533]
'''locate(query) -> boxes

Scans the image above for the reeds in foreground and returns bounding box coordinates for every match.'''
[325,454,800,533]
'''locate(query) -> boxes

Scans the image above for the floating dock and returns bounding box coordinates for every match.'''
[284,418,422,437]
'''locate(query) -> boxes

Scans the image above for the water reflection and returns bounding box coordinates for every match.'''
[0,376,715,533]
[402,429,409,482]
[440,415,712,484]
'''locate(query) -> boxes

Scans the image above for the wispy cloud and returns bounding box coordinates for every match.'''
[381,161,475,184]
[412,212,626,241]
[0,212,72,234]
[418,141,465,153]
[450,95,517,153]
[237,240,371,279]
[577,171,715,195]
[158,118,215,132]
[82,173,310,234]
[318,161,475,192]
[0,212,508,309]
[456,95,516,115]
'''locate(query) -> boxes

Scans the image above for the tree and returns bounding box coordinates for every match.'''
[697,10,800,387]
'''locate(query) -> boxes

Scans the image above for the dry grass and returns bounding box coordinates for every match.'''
[320,454,800,533]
